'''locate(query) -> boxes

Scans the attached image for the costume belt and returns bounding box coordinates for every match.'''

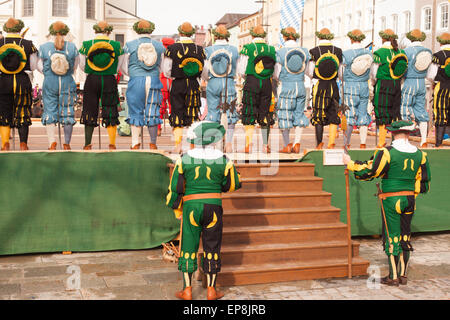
[183,193,222,202]
[378,191,415,200]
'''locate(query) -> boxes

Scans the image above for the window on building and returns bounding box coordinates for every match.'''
[380,16,386,31]
[86,0,96,20]
[366,7,373,30]
[422,7,432,31]
[336,17,341,36]
[404,11,411,33]
[440,3,449,29]
[346,14,352,31]
[391,14,398,34]
[115,34,125,47]
[23,0,34,17]
[328,19,333,32]
[52,0,68,17]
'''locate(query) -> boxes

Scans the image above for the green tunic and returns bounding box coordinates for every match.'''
[348,146,431,256]
[79,38,123,76]
[167,152,242,274]
[240,42,276,79]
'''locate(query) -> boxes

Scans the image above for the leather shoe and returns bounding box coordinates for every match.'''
[399,276,408,285]
[83,145,92,151]
[280,143,293,154]
[380,276,399,287]
[175,287,193,301]
[420,143,428,148]
[131,144,141,150]
[149,143,158,150]
[48,142,57,151]
[360,144,366,149]
[316,142,324,150]
[1,142,10,151]
[327,144,335,150]
[63,144,71,151]
[292,143,301,154]
[109,144,116,150]
[20,142,29,151]
[207,287,224,301]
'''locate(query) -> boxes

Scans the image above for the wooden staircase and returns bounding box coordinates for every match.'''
[213,163,370,287]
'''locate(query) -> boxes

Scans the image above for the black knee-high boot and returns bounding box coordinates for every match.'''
[315,125,324,147]
[435,126,445,147]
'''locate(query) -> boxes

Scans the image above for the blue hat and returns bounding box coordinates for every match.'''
[285,48,306,74]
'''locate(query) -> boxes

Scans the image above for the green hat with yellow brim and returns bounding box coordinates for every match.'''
[386,121,417,133]
[187,121,226,146]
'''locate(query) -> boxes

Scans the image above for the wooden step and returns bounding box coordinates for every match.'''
[219,241,361,266]
[223,207,341,227]
[235,163,315,178]
[239,176,323,193]
[222,223,347,246]
[222,192,332,210]
[215,257,370,287]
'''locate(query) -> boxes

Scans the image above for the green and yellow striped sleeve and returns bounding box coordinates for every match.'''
[347,148,391,181]
[222,159,242,193]
[166,158,185,210]
[415,151,431,195]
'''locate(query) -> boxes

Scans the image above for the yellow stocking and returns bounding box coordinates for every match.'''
[378,125,387,148]
[245,125,255,147]
[328,124,338,148]
[173,128,183,146]
[107,126,117,146]
[0,126,11,148]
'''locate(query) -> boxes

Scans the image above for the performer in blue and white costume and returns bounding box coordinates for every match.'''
[38,21,79,150]
[202,26,239,153]
[400,29,433,148]
[274,27,310,154]
[340,29,373,149]
[122,20,165,150]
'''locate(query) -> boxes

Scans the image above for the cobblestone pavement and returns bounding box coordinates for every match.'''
[0,232,448,300]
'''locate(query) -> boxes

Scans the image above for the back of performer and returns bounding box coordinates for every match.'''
[203,26,239,153]
[307,28,343,150]
[274,27,310,154]
[123,20,165,151]
[79,21,124,151]
[426,32,450,148]
[341,30,373,149]
[38,21,79,151]
[371,29,408,148]
[400,29,432,148]
[0,18,38,151]
[159,37,175,136]
[237,25,276,154]
[162,22,206,154]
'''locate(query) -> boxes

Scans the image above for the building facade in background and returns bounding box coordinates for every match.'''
[238,10,262,51]
[414,0,449,52]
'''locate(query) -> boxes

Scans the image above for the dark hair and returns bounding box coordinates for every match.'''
[392,38,399,52]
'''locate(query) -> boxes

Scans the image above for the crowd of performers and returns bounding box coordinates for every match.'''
[0,17,448,152]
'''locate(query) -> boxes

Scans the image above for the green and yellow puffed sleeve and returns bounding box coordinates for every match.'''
[166,158,185,218]
[347,148,391,181]
[222,159,242,193]
[415,151,431,195]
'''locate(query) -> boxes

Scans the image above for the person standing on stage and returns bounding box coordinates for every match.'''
[274,27,310,154]
[237,25,276,154]
[400,29,433,148]
[202,25,239,153]
[0,18,38,151]
[344,120,431,286]
[159,37,175,137]
[340,29,373,149]
[167,121,242,300]
[371,29,408,149]
[38,21,79,151]
[306,28,343,150]
[79,21,125,151]
[162,22,206,154]
[123,20,165,150]
[426,32,450,148]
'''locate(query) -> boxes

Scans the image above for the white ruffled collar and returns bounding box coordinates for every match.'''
[187,148,224,160]
[392,138,418,154]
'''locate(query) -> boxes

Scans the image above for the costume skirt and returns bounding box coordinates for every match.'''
[0,73,33,128]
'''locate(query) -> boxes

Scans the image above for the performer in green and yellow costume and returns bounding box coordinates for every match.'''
[167,121,241,300]
[371,29,408,148]
[0,18,38,151]
[344,120,431,286]
[237,25,276,154]
[79,21,125,150]
[426,32,450,148]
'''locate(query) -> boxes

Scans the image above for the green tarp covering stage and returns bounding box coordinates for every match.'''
[300,149,450,236]
[0,152,179,256]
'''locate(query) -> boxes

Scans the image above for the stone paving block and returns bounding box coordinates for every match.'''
[83,285,166,300]
[21,280,66,295]
[11,290,83,300]
[143,271,180,285]
[80,263,130,275]
[0,283,20,296]
[80,274,107,289]
[104,273,147,288]
[24,266,69,278]
[0,269,23,280]
[0,255,41,266]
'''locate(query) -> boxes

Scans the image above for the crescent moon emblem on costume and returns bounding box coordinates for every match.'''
[207,212,218,229]
[190,211,199,227]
